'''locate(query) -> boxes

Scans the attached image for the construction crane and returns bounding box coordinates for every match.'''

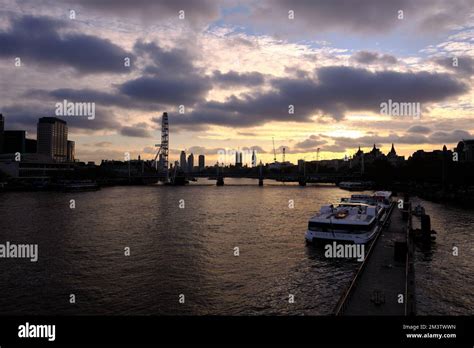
[316,148,320,174]
[272,137,277,162]
[154,112,169,181]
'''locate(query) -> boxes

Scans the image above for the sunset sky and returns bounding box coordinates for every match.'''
[1,0,473,165]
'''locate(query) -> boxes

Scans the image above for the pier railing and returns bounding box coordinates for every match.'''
[405,203,416,315]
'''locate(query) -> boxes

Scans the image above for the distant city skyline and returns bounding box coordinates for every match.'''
[0,113,470,167]
[0,0,472,164]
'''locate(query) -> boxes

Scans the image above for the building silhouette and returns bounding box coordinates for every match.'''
[67,140,75,162]
[235,151,243,167]
[198,154,205,171]
[37,117,68,162]
[411,147,452,161]
[0,116,74,179]
[187,153,194,173]
[3,131,26,153]
[387,143,405,166]
[350,143,404,169]
[365,144,383,163]
[0,115,37,155]
[180,150,187,171]
[455,139,474,162]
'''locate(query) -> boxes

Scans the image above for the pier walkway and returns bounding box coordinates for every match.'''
[334,202,416,315]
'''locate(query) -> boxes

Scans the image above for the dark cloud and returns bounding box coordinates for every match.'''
[1,104,121,133]
[319,144,347,153]
[24,35,210,109]
[417,0,473,32]
[150,115,207,133]
[328,129,472,151]
[432,55,474,77]
[21,63,468,132]
[120,125,153,138]
[171,66,468,128]
[25,41,212,111]
[242,146,267,154]
[433,117,474,132]
[25,88,163,112]
[237,131,258,136]
[0,107,40,134]
[212,70,265,87]
[294,135,327,149]
[284,66,311,79]
[428,129,471,143]
[170,93,305,129]
[119,75,211,105]
[282,66,466,119]
[351,51,398,65]
[66,0,220,26]
[0,15,134,74]
[52,107,122,132]
[245,0,412,34]
[407,125,432,134]
[134,40,197,78]
[117,40,212,106]
[243,0,472,36]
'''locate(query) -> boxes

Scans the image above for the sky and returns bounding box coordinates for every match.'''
[0,0,473,165]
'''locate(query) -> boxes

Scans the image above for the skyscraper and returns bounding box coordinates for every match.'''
[187,153,194,173]
[180,150,187,171]
[37,117,68,162]
[67,140,75,162]
[251,150,256,167]
[198,154,205,171]
[235,151,243,167]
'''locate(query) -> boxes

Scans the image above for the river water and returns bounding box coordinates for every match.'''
[0,178,472,315]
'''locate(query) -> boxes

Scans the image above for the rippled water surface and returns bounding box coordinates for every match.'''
[0,178,472,315]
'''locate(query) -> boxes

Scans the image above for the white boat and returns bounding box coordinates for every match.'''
[341,191,392,211]
[342,194,374,205]
[305,202,385,244]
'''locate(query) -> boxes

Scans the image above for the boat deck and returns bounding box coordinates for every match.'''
[310,204,378,225]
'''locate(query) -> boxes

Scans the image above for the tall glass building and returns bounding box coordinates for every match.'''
[37,117,68,162]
